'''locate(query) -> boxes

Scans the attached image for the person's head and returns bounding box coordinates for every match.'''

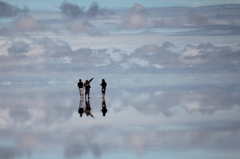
[102,79,105,81]
[86,79,88,82]
[79,79,82,82]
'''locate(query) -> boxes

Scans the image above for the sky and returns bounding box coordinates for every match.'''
[0,0,240,85]
[4,0,240,9]
[1,1,240,158]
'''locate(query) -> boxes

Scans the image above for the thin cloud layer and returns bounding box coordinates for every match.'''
[66,19,108,36]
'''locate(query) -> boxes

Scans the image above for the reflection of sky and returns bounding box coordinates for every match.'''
[1,1,240,158]
[0,82,240,159]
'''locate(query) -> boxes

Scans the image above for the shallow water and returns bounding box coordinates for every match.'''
[0,83,240,159]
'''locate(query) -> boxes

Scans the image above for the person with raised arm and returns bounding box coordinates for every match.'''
[84,77,94,98]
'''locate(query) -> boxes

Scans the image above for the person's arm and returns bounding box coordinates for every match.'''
[89,77,94,83]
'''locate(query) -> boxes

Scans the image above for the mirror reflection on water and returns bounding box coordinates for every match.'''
[0,82,240,159]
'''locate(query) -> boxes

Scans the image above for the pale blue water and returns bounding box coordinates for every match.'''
[0,81,240,159]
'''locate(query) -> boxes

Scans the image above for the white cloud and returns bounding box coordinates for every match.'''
[179,46,209,64]
[152,64,163,69]
[130,58,149,67]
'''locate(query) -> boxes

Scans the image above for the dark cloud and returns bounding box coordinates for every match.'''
[60,1,114,19]
[162,41,175,48]
[0,1,28,18]
[8,41,30,55]
[86,2,113,18]
[60,1,85,19]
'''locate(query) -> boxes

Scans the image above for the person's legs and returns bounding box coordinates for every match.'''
[78,88,81,96]
[102,88,106,97]
[85,89,89,98]
[80,88,83,96]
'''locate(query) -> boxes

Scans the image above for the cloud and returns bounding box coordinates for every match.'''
[151,10,208,27]
[0,147,19,159]
[0,27,9,36]
[86,2,113,18]
[0,87,76,127]
[122,84,240,116]
[8,41,30,55]
[118,3,148,29]
[14,15,45,32]
[178,42,236,66]
[151,17,184,27]
[64,128,105,159]
[162,41,175,48]
[130,44,179,67]
[0,1,28,18]
[60,1,84,19]
[0,36,240,75]
[60,1,114,19]
[186,10,208,26]
[66,20,93,33]
[66,19,108,36]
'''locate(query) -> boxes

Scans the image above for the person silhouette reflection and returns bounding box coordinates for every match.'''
[100,79,107,98]
[101,97,107,117]
[85,98,94,118]
[78,98,84,117]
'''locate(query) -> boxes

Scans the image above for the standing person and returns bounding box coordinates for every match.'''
[101,97,107,117]
[77,79,84,97]
[85,98,94,118]
[84,77,94,98]
[78,98,84,117]
[100,79,107,98]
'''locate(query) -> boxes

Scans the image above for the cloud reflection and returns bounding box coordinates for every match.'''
[0,84,240,158]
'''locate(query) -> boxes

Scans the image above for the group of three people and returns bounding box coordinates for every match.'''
[78,97,107,118]
[78,77,107,98]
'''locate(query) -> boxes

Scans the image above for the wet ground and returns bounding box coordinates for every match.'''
[0,82,240,159]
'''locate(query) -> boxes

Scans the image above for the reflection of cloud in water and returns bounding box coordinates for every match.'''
[122,85,240,116]
[0,89,76,128]
[0,84,240,158]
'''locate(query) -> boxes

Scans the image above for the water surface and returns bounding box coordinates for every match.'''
[0,82,240,159]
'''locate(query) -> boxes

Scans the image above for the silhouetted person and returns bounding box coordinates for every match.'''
[100,79,107,98]
[77,79,84,97]
[85,98,94,118]
[84,77,94,98]
[78,99,84,117]
[101,98,107,117]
